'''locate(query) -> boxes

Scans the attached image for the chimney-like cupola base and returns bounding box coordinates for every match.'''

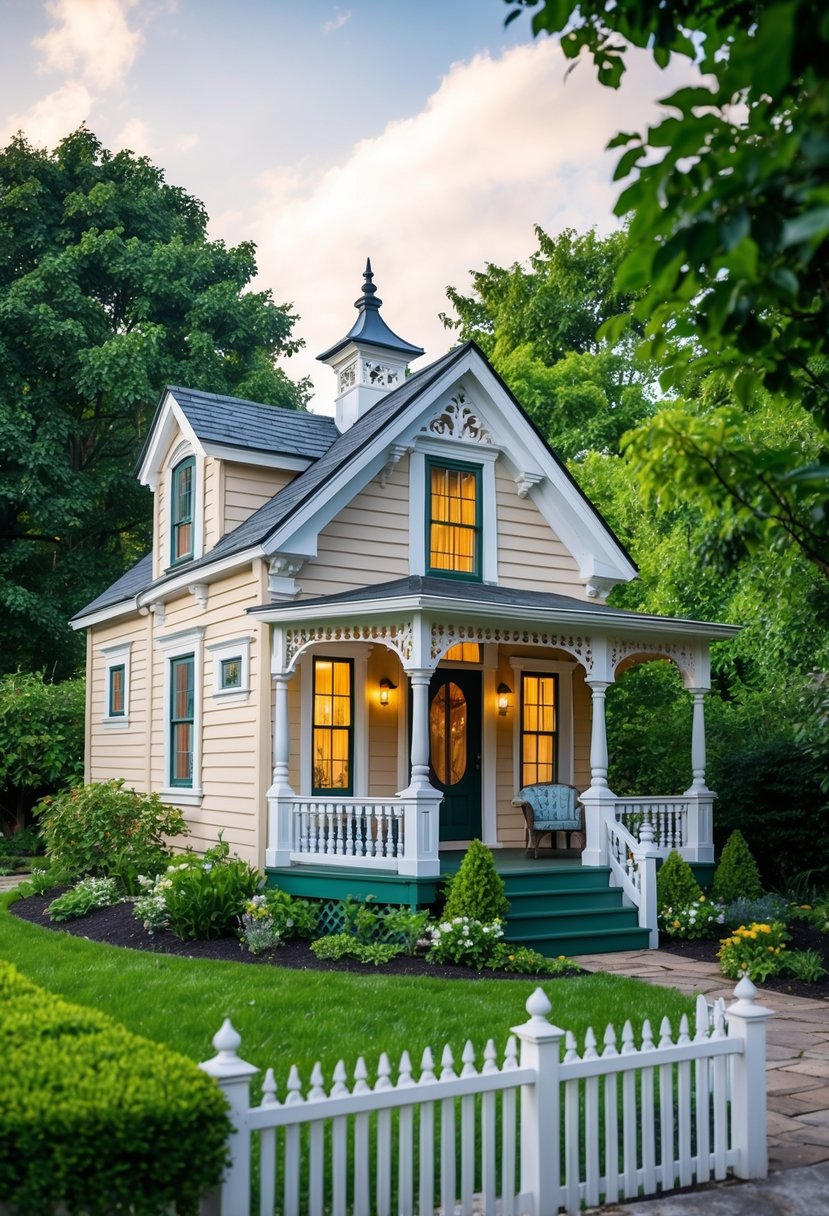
[317,260,424,432]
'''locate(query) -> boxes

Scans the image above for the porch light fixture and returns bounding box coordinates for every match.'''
[379,677,397,707]
[497,682,512,716]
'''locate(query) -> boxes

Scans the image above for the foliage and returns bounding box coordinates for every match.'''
[342,893,382,943]
[240,889,318,954]
[15,866,54,897]
[47,876,119,922]
[381,908,432,956]
[133,871,172,933]
[0,824,43,859]
[656,851,703,913]
[721,895,789,930]
[0,671,84,832]
[505,0,829,575]
[717,922,790,982]
[310,934,403,966]
[781,949,828,983]
[443,840,509,923]
[156,840,260,941]
[0,960,230,1216]
[659,896,725,941]
[487,942,578,975]
[426,917,504,970]
[712,830,764,904]
[35,778,188,888]
[798,670,829,793]
[0,127,310,677]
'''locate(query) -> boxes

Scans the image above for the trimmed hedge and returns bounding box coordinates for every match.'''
[0,962,230,1215]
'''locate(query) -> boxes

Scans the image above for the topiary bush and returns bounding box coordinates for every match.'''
[443,839,509,922]
[712,829,764,904]
[35,778,188,890]
[0,961,230,1215]
[656,850,703,912]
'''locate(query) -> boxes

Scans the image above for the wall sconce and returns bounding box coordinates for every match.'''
[379,677,397,707]
[497,682,512,716]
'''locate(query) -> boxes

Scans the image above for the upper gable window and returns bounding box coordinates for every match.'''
[427,459,481,580]
[171,457,195,565]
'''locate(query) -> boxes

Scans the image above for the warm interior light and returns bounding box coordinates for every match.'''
[379,677,397,707]
[497,682,512,716]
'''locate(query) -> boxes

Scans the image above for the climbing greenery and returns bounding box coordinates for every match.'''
[443,839,510,923]
[712,830,764,905]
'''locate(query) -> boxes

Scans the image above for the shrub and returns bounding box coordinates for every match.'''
[0,961,230,1216]
[781,949,828,983]
[443,840,509,922]
[15,866,55,897]
[427,917,504,969]
[342,893,381,942]
[240,889,318,954]
[158,840,260,941]
[656,850,702,912]
[310,934,403,966]
[487,942,578,975]
[659,896,725,940]
[35,779,188,889]
[0,671,84,833]
[712,830,763,904]
[717,922,790,982]
[721,894,789,929]
[381,908,431,955]
[47,876,120,922]
[0,824,44,861]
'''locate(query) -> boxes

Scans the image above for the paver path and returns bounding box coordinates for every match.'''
[573,948,829,1173]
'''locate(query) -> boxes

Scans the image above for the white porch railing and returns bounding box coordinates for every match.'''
[606,817,659,948]
[199,982,774,1216]
[290,798,404,869]
[615,792,716,864]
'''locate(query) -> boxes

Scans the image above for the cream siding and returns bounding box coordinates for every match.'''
[495,464,586,597]
[223,463,294,534]
[203,456,222,551]
[87,614,151,790]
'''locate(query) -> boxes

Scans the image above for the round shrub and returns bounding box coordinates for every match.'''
[712,829,763,904]
[443,839,509,922]
[656,850,703,912]
[35,779,188,890]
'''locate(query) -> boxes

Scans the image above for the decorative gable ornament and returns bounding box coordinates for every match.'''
[422,390,493,445]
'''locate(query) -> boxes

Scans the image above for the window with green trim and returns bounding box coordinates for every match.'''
[220,657,242,690]
[108,664,125,717]
[312,657,353,793]
[520,672,558,786]
[171,457,195,565]
[427,459,481,579]
[170,654,195,786]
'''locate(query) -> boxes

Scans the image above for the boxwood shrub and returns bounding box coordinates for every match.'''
[0,962,230,1215]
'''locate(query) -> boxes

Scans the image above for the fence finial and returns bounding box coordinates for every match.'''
[525,987,552,1024]
[213,1017,242,1058]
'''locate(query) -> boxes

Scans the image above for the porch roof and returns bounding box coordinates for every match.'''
[248,575,739,642]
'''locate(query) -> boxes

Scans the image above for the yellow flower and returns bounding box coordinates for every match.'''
[750,930,758,939]
[700,895,706,902]
[759,924,771,933]
[673,920,681,929]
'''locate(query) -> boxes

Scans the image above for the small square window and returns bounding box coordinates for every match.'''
[220,657,242,690]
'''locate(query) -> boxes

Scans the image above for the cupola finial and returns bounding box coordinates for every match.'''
[355,258,381,313]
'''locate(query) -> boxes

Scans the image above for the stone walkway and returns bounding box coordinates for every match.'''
[574,948,829,1174]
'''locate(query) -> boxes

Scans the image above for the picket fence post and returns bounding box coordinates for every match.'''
[199,1019,259,1215]
[512,987,564,1215]
[725,975,774,1180]
[633,820,660,949]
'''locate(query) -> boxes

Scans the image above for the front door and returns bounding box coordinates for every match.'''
[428,668,481,841]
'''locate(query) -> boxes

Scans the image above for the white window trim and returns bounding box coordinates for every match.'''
[207,636,251,702]
[409,441,499,584]
[98,641,132,728]
[164,441,205,571]
[155,626,205,806]
[509,657,575,789]
[299,644,370,797]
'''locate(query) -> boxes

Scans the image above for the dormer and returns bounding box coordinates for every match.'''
[317,260,424,432]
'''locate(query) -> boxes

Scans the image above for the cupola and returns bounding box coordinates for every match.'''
[317,259,424,432]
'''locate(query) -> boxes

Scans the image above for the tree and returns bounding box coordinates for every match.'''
[0,128,309,677]
[504,0,829,575]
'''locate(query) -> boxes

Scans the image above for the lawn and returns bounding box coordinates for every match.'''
[0,891,695,1097]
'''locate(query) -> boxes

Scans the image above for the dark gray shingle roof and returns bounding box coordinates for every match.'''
[71,552,153,620]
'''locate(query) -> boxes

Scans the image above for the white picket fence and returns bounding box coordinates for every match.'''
[199,980,773,1216]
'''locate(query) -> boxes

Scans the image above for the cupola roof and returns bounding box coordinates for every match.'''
[316,259,425,363]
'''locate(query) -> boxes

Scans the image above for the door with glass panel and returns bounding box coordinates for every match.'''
[428,668,481,841]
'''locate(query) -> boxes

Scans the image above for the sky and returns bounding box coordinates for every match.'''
[0,0,694,412]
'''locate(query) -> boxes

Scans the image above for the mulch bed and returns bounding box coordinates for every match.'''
[9,892,581,982]
[658,922,829,1001]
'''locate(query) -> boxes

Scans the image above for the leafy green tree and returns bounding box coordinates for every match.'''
[0,128,309,677]
[0,670,84,832]
[504,0,829,575]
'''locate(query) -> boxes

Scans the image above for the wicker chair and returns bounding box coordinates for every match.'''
[511,783,584,858]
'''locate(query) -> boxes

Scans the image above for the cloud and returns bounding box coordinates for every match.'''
[0,80,92,148]
[115,116,152,156]
[323,10,351,34]
[34,0,143,91]
[254,39,695,411]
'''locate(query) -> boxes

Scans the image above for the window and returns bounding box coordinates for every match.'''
[312,657,353,794]
[108,665,125,717]
[520,671,558,786]
[207,636,251,700]
[99,641,131,726]
[220,658,241,689]
[171,456,195,565]
[169,655,195,786]
[443,642,481,664]
[427,459,481,579]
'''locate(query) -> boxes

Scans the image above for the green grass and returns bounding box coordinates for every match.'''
[0,892,695,1098]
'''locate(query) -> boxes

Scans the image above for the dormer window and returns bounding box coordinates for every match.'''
[427,458,481,580]
[171,457,195,565]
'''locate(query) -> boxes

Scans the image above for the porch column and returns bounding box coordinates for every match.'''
[265,671,295,868]
[580,677,617,868]
[683,687,715,862]
[397,667,442,878]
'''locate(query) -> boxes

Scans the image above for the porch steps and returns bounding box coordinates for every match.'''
[501,865,650,956]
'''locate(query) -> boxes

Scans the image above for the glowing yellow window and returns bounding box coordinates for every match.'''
[427,461,481,579]
[312,657,353,793]
[521,673,558,786]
